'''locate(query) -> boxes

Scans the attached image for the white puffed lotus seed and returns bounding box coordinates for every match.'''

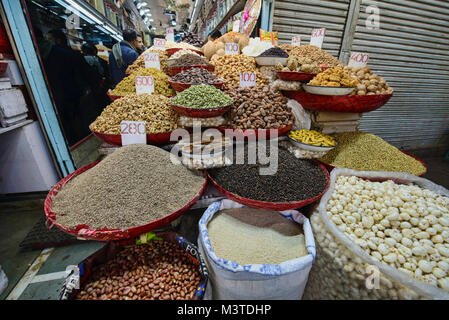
[412,246,427,257]
[418,260,433,273]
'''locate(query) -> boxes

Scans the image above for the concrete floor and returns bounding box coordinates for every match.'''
[0,150,448,300]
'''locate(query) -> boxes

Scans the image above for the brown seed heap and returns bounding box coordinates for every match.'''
[75,240,202,300]
[170,53,211,68]
[211,54,268,88]
[288,45,343,68]
[224,86,294,129]
[52,145,205,230]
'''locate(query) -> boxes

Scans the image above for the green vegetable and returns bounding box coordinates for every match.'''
[170,84,233,109]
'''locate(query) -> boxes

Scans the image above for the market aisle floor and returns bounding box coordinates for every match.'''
[1,151,448,300]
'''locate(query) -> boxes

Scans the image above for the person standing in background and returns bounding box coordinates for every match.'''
[109,29,141,87]
[136,35,146,55]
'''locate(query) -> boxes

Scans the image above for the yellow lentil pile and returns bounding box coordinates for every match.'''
[319,132,427,176]
[110,67,175,97]
[211,54,268,88]
[126,49,169,75]
[90,94,179,134]
[288,129,336,147]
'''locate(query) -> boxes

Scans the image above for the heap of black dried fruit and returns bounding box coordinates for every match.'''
[209,146,327,202]
[258,47,289,58]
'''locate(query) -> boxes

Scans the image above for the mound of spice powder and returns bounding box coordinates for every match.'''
[209,146,328,202]
[52,145,205,230]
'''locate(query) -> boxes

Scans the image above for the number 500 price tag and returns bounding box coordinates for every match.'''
[135,75,155,94]
[120,121,146,146]
[240,72,256,88]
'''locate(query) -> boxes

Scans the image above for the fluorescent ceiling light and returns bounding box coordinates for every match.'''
[137,2,148,9]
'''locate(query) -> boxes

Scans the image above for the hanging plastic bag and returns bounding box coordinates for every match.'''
[303,168,449,300]
[198,199,316,300]
[287,99,311,130]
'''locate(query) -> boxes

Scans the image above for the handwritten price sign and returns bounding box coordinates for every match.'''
[232,20,240,32]
[154,38,166,50]
[135,75,155,94]
[166,28,174,42]
[348,52,369,68]
[120,121,146,145]
[310,28,326,48]
[240,72,256,88]
[144,52,160,70]
[291,35,301,46]
[225,43,239,55]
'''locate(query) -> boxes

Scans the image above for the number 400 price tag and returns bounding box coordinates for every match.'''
[120,121,146,146]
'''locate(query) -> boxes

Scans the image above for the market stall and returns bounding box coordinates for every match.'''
[41,29,449,301]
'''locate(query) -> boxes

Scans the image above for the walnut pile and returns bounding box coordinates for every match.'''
[224,86,295,129]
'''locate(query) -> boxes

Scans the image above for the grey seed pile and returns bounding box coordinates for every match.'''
[52,145,205,230]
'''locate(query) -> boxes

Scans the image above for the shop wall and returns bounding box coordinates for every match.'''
[272,0,449,150]
[354,0,449,149]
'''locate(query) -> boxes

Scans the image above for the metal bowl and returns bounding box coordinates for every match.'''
[255,56,288,66]
[303,84,356,96]
[287,135,338,152]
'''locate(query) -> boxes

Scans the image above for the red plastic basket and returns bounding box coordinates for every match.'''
[107,91,124,102]
[283,90,393,113]
[171,103,231,118]
[206,160,330,210]
[167,65,214,76]
[276,71,317,82]
[317,150,427,177]
[166,47,204,57]
[90,128,176,146]
[167,79,225,92]
[217,124,292,140]
[44,160,207,241]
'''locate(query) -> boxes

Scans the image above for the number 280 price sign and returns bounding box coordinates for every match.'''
[120,121,146,146]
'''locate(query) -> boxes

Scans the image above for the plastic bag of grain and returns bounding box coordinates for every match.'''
[303,168,449,300]
[198,199,315,300]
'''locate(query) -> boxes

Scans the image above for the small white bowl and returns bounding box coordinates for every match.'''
[255,56,288,66]
[287,136,337,152]
[303,84,355,96]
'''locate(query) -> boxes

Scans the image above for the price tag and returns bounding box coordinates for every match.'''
[120,121,146,146]
[135,75,155,94]
[310,28,326,48]
[232,20,240,32]
[225,43,239,55]
[166,28,174,42]
[154,38,166,50]
[144,52,160,69]
[348,52,369,68]
[291,35,301,46]
[240,72,256,88]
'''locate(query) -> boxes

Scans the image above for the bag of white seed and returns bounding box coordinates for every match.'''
[303,168,449,300]
[198,199,316,300]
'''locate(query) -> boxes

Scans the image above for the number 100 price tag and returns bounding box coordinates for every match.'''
[135,75,155,94]
[225,43,239,55]
[240,72,256,88]
[120,121,146,146]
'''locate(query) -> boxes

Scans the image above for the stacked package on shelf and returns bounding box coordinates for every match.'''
[310,111,362,135]
[0,87,28,127]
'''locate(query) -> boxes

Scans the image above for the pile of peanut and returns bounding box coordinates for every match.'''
[76,240,202,300]
[344,66,393,95]
[211,55,268,88]
[224,86,294,129]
